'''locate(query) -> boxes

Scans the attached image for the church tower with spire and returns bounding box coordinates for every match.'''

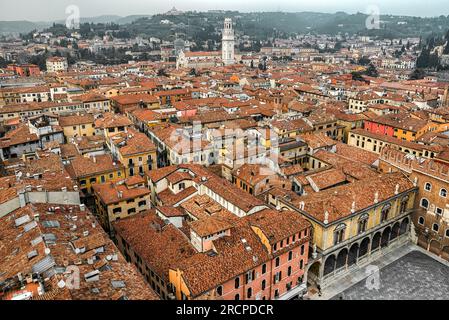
[222,18,235,66]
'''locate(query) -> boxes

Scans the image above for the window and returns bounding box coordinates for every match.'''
[333,224,346,245]
[440,189,447,198]
[420,198,429,209]
[262,264,267,274]
[400,196,409,214]
[446,229,449,238]
[418,216,425,225]
[234,277,240,289]
[138,200,147,207]
[287,266,292,276]
[381,204,390,223]
[275,257,280,267]
[245,270,255,284]
[274,271,282,283]
[433,224,439,232]
[424,182,432,191]
[113,208,122,214]
[299,260,304,270]
[288,251,293,261]
[127,208,136,215]
[235,294,240,300]
[300,245,305,255]
[261,279,266,290]
[216,286,223,296]
[358,214,369,234]
[436,207,443,215]
[247,288,252,299]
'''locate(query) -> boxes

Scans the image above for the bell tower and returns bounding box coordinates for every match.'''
[222,18,235,66]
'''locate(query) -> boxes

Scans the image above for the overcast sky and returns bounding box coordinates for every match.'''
[0,0,448,21]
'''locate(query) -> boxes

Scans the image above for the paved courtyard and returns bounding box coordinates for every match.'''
[331,250,449,300]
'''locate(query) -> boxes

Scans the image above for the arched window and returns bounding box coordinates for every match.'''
[446,229,449,238]
[234,277,240,289]
[400,196,409,213]
[358,213,369,234]
[418,216,425,225]
[424,182,432,191]
[333,223,346,245]
[381,204,391,223]
[433,223,439,232]
[262,263,267,274]
[235,294,240,300]
[216,286,223,296]
[440,189,447,198]
[420,198,429,209]
[247,287,252,299]
[275,257,280,267]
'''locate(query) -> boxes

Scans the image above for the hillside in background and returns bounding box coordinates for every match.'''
[1,11,449,39]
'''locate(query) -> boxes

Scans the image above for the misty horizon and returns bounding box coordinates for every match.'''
[1,0,449,22]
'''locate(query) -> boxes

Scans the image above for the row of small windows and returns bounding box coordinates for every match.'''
[420,198,444,215]
[424,182,447,197]
[273,231,308,252]
[417,217,449,237]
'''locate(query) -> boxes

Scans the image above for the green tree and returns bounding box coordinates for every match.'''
[409,68,426,80]
[366,63,379,77]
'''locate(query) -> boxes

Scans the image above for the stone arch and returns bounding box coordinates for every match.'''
[336,248,348,270]
[400,217,409,235]
[381,226,391,247]
[429,240,441,256]
[348,243,359,266]
[306,261,321,287]
[372,232,381,251]
[441,246,449,261]
[359,237,370,258]
[323,255,336,276]
[390,222,400,241]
